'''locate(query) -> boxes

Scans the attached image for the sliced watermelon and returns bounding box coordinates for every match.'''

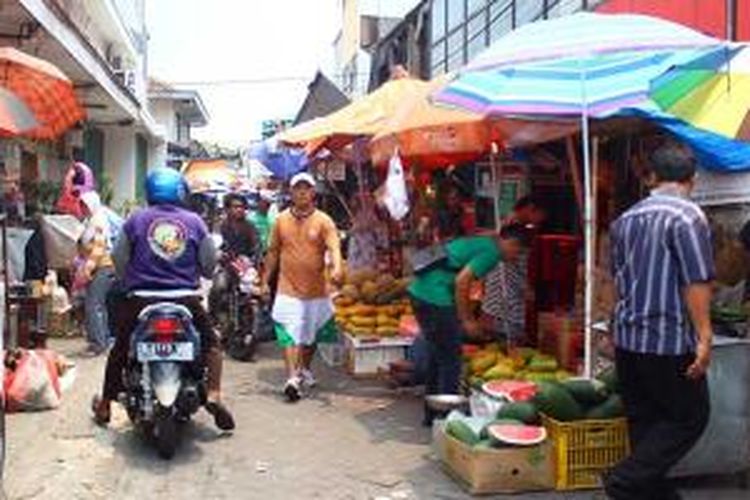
[483,380,538,402]
[487,423,548,446]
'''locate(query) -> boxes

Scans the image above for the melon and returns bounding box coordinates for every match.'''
[496,401,540,425]
[597,367,619,394]
[446,419,480,446]
[483,380,538,402]
[533,381,584,421]
[479,418,523,440]
[486,423,547,446]
[563,378,609,406]
[586,394,625,420]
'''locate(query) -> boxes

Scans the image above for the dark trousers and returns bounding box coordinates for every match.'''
[606,349,710,500]
[102,296,219,400]
[411,297,463,398]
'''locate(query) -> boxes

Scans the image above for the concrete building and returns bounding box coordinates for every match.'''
[333,0,423,98]
[148,79,209,173]
[0,0,165,207]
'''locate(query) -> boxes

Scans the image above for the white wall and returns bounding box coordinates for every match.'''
[102,125,136,205]
[148,99,178,143]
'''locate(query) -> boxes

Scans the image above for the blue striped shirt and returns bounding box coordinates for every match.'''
[610,187,715,355]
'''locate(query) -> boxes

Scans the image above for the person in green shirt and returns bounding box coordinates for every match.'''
[248,190,275,251]
[409,222,530,426]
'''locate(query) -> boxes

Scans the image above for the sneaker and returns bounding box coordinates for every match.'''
[283,376,302,402]
[300,369,317,389]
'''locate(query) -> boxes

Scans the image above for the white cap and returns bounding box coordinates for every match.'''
[290,172,316,188]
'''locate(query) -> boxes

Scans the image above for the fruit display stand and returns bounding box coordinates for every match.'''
[671,336,750,481]
[332,268,416,377]
[342,332,414,378]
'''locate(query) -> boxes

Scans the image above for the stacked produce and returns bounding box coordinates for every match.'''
[463,343,574,388]
[446,368,625,451]
[334,269,413,338]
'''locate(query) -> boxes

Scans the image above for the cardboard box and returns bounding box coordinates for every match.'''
[439,425,555,495]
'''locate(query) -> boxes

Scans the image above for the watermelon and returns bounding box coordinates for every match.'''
[496,401,540,425]
[473,438,495,450]
[563,378,609,406]
[533,381,584,421]
[586,394,625,419]
[479,418,523,439]
[483,380,538,402]
[446,419,480,446]
[486,423,548,446]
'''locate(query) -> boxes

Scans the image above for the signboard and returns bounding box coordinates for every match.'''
[691,170,750,206]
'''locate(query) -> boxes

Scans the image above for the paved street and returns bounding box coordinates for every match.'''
[2,339,746,500]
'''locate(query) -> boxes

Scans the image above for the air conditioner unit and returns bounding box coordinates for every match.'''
[113,69,137,93]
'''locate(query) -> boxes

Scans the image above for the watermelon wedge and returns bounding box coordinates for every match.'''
[483,380,538,402]
[487,423,548,446]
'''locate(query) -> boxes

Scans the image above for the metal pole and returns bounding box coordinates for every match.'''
[579,64,594,379]
[727,0,738,41]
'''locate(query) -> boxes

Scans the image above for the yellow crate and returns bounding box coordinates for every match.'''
[542,414,630,490]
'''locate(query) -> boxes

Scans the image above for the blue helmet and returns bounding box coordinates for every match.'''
[145,168,187,205]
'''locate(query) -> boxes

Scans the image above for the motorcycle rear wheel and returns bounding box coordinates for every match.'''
[154,414,179,460]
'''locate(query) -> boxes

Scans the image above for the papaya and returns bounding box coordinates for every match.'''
[483,362,515,381]
[527,355,559,372]
[334,295,356,308]
[350,316,376,327]
[340,284,360,300]
[375,326,398,337]
[533,381,584,422]
[470,353,497,375]
[347,268,378,286]
[350,304,377,316]
[360,280,380,303]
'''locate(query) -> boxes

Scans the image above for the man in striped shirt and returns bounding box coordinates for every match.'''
[605,142,714,500]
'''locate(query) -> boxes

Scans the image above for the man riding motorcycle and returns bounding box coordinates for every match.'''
[92,168,235,431]
[209,194,262,318]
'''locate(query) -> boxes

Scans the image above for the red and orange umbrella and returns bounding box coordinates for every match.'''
[0,48,85,139]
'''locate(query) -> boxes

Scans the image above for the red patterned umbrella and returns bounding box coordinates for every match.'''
[0,48,85,139]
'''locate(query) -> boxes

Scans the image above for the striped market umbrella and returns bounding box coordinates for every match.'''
[435,13,721,118]
[651,45,750,141]
[434,12,725,378]
[0,48,85,139]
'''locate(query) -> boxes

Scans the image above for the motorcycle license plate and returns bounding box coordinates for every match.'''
[136,342,194,362]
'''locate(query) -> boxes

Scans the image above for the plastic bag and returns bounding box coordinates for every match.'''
[4,350,62,412]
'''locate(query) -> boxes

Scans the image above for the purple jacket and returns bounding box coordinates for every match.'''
[115,205,215,292]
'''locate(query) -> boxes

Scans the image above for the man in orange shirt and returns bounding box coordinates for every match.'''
[262,172,344,401]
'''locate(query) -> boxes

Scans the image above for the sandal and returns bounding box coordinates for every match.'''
[205,401,235,431]
[91,395,111,426]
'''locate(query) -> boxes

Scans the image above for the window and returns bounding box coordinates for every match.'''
[432,0,446,41]
[467,0,486,17]
[467,8,487,59]
[447,0,466,30]
[489,1,514,42]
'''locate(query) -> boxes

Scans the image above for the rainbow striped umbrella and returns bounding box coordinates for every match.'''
[434,13,722,118]
[651,45,750,141]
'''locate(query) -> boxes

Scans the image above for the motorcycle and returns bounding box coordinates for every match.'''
[121,300,205,459]
[212,255,267,362]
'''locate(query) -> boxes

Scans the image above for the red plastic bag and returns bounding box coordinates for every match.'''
[4,350,62,412]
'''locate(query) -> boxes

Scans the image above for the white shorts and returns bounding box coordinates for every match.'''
[272,294,337,347]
